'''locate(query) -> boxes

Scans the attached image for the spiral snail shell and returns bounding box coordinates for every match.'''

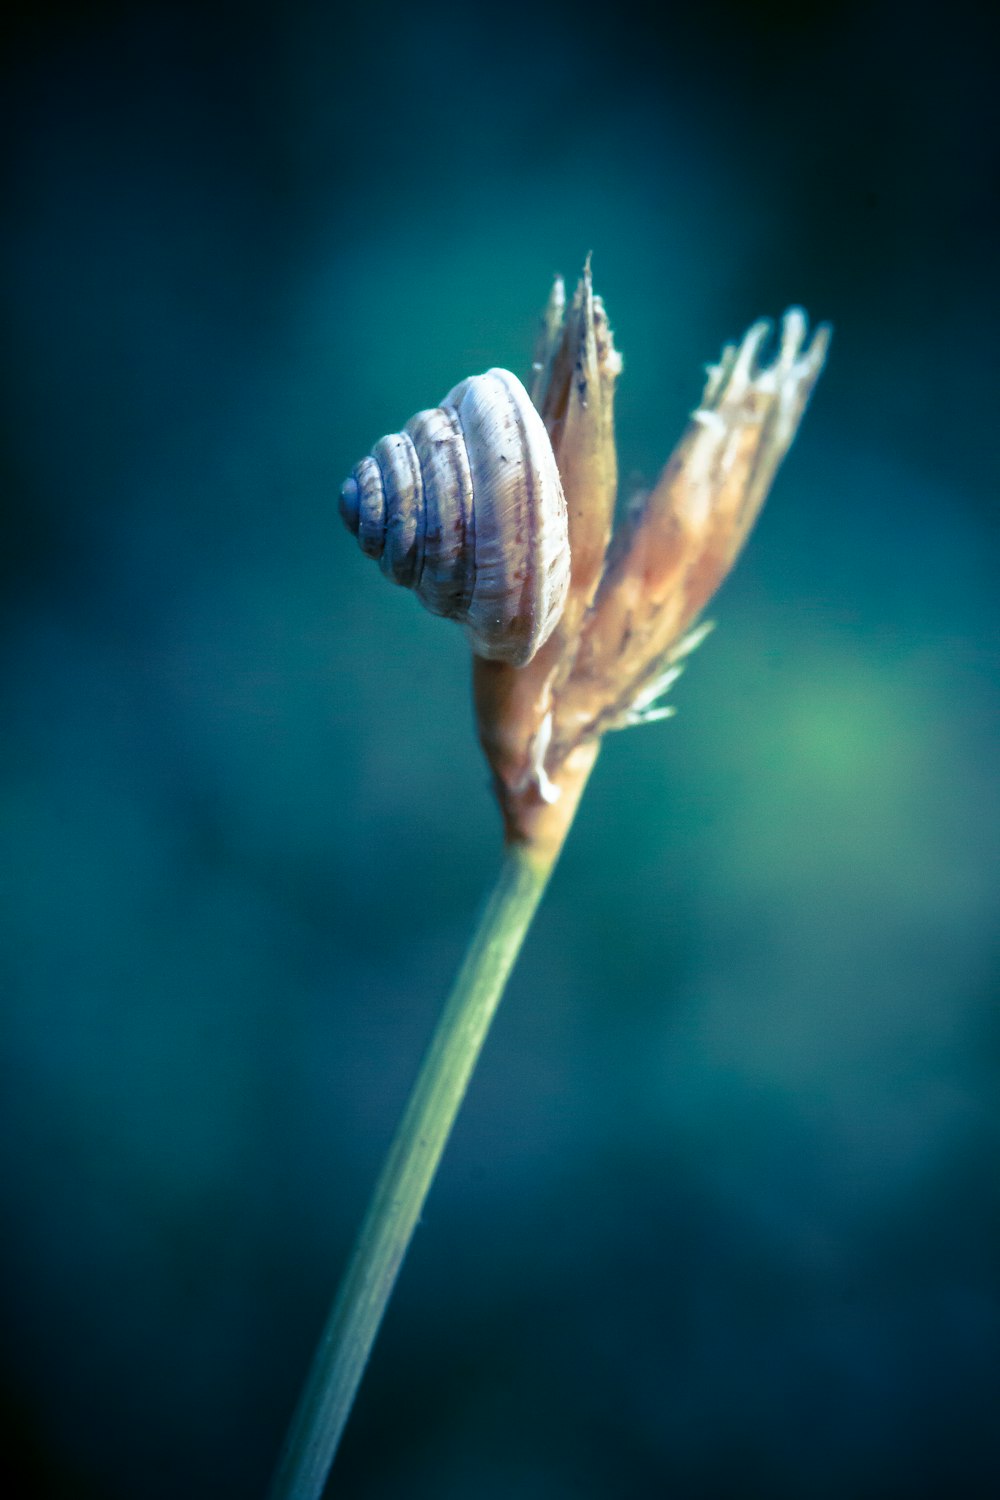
[339,368,570,667]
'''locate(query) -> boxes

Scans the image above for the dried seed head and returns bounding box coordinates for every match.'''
[473,276,830,853]
[551,307,831,751]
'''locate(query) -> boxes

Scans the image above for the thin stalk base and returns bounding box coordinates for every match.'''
[268,842,556,1500]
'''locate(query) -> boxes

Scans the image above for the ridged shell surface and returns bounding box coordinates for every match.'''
[340,369,570,666]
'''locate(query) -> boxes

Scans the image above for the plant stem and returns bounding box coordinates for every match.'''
[268,840,559,1500]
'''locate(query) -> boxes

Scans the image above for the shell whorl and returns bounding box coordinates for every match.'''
[339,369,569,666]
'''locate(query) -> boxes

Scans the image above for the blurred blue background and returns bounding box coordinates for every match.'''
[2,1,998,1495]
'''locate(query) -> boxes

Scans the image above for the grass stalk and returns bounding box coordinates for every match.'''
[268,840,559,1500]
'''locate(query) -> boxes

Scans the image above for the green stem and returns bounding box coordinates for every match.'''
[268,841,557,1500]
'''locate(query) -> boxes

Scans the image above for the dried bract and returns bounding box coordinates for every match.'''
[474,274,830,852]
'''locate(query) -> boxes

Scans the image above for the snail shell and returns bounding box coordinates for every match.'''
[339,369,569,666]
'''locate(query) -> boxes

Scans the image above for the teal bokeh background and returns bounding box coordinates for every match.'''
[2,2,997,1496]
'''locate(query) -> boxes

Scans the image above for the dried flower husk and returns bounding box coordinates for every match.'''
[475,272,830,855]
